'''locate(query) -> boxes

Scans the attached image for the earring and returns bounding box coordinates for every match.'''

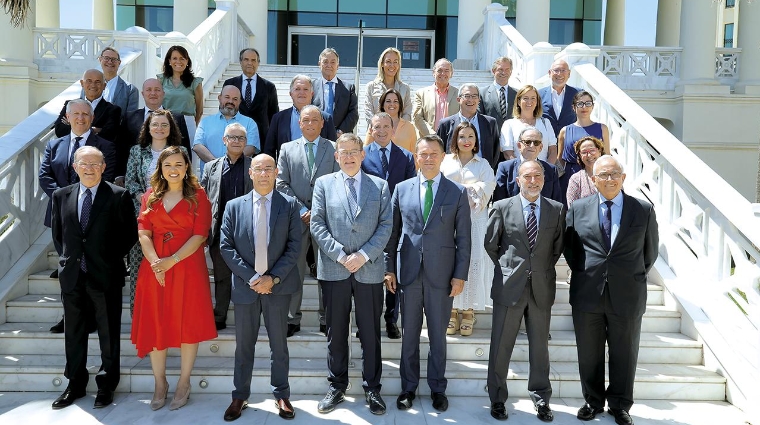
[160,174,165,180]
[184,173,188,180]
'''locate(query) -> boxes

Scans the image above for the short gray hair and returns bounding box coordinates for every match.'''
[73,146,104,163]
[518,126,542,142]
[458,83,479,96]
[299,104,322,118]
[335,133,363,150]
[66,98,93,114]
[224,122,247,136]
[518,159,544,177]
[319,47,339,63]
[289,74,313,91]
[592,155,624,174]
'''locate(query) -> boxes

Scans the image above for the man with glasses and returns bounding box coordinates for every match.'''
[538,59,579,136]
[412,58,460,137]
[193,85,259,173]
[54,69,122,144]
[494,127,561,203]
[95,47,138,122]
[564,155,658,425]
[312,48,359,137]
[479,56,518,131]
[311,133,392,415]
[201,123,254,331]
[276,105,340,337]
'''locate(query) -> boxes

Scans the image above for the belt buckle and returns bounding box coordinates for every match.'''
[163,231,174,243]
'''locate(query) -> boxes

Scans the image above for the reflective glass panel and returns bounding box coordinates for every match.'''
[387,0,434,15]
[339,0,385,14]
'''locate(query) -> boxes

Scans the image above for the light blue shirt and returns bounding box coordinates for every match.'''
[193,111,260,170]
[598,191,624,246]
[519,193,541,235]
[370,141,393,178]
[290,107,302,141]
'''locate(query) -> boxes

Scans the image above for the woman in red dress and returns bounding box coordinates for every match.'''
[131,146,216,411]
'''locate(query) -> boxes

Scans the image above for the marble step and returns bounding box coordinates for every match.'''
[5,294,682,333]
[0,354,726,401]
[0,323,702,365]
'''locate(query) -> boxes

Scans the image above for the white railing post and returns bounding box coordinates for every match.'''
[482,3,509,71]
[215,0,240,65]
[524,42,560,86]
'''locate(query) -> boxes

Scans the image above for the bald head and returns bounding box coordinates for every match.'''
[218,85,242,117]
[142,78,165,110]
[249,153,277,195]
[81,69,105,101]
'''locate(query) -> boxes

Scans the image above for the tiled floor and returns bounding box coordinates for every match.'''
[0,392,747,425]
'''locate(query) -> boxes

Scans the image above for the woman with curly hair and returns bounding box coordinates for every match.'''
[158,45,203,139]
[565,135,605,206]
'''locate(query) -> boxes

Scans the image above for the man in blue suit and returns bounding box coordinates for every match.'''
[538,59,579,137]
[219,153,302,421]
[386,135,471,413]
[311,48,359,137]
[494,127,561,203]
[311,133,392,415]
[361,112,415,339]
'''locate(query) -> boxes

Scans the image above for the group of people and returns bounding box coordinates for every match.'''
[38,44,658,425]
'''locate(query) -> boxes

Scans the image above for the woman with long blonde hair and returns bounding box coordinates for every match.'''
[364,47,412,127]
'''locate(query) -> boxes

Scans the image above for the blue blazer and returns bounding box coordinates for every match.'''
[219,190,302,304]
[538,85,579,137]
[312,77,359,134]
[263,106,338,159]
[361,142,416,196]
[493,158,561,203]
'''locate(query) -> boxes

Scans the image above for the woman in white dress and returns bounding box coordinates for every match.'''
[500,84,557,163]
[440,122,496,336]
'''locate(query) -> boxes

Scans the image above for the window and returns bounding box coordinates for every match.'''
[726,0,736,8]
[724,23,734,47]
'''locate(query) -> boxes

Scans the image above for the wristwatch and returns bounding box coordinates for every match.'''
[269,274,281,285]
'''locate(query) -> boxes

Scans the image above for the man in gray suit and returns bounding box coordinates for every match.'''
[385,135,471,412]
[276,104,340,336]
[478,56,517,132]
[485,160,565,422]
[219,153,302,421]
[310,133,392,415]
[96,47,138,121]
[200,123,253,330]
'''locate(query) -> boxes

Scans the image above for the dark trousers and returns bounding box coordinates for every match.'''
[321,275,384,392]
[210,239,232,324]
[487,281,552,405]
[62,272,122,392]
[384,287,399,325]
[289,228,324,325]
[572,286,643,411]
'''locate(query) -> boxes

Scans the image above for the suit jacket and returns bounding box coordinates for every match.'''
[276,137,340,215]
[412,85,460,136]
[564,193,659,318]
[224,74,279,144]
[312,77,359,134]
[386,175,472,288]
[263,107,338,159]
[51,181,137,293]
[39,133,117,227]
[493,158,561,203]
[478,83,517,131]
[436,113,501,171]
[219,190,302,304]
[119,108,192,176]
[361,142,416,196]
[54,98,122,143]
[311,171,392,283]
[200,155,253,243]
[485,195,564,308]
[85,76,138,121]
[538,85,579,137]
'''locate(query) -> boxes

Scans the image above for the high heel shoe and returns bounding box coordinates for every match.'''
[150,379,169,411]
[169,383,191,410]
[446,309,459,335]
[460,309,476,336]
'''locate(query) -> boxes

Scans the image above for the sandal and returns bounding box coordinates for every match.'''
[460,310,475,336]
[446,310,459,335]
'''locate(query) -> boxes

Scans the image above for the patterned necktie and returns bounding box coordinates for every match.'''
[499,86,507,120]
[245,78,253,107]
[326,81,335,116]
[255,197,268,275]
[346,177,358,217]
[80,188,92,272]
[379,147,389,178]
[306,142,315,174]
[602,200,613,250]
[423,180,434,222]
[527,202,537,251]
[69,136,83,184]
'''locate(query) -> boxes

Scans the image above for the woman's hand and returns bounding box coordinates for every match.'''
[155,271,166,286]
[151,257,176,275]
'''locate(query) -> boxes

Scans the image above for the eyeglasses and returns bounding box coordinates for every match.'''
[150,123,170,129]
[580,148,599,156]
[99,56,120,63]
[251,167,276,174]
[595,172,622,181]
[337,150,362,157]
[575,101,594,108]
[459,94,479,100]
[519,139,542,147]
[225,135,247,142]
[76,162,103,169]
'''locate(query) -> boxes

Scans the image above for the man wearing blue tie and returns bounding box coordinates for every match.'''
[312,48,359,137]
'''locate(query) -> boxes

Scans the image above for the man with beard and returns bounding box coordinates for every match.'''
[193,85,259,173]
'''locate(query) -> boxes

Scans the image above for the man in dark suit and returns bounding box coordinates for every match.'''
[361,112,415,339]
[223,48,279,144]
[565,155,658,425]
[50,146,137,410]
[120,78,191,179]
[538,59,579,137]
[219,153,302,421]
[311,133,392,415]
[311,48,359,137]
[494,127,561,203]
[478,56,517,131]
[385,135,471,413]
[201,123,253,331]
[54,69,122,144]
[436,83,501,171]
[264,74,337,160]
[485,160,565,422]
[96,47,138,121]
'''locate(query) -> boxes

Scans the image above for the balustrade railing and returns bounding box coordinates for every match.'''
[715,47,741,85]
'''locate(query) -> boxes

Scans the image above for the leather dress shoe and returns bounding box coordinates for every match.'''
[50,269,59,278]
[386,323,401,339]
[535,401,554,422]
[317,388,344,413]
[365,390,386,415]
[93,388,113,408]
[52,387,85,409]
[287,324,300,337]
[431,392,448,412]
[215,321,227,331]
[577,403,605,421]
[223,398,247,421]
[319,324,327,336]
[276,398,295,419]
[490,402,508,420]
[50,318,64,334]
[396,391,415,410]
[609,408,634,425]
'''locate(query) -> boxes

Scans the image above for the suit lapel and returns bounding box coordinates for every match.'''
[357,172,372,215]
[409,178,423,225]
[55,135,72,169]
[424,175,449,229]
[268,191,282,241]
[335,173,354,220]
[65,184,80,230]
[612,195,634,251]
[244,194,255,249]
[509,197,530,250]
[83,181,109,235]
[387,143,402,179]
[584,196,607,250]
[534,197,553,249]
[312,139,330,181]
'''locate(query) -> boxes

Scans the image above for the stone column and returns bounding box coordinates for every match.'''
[92,0,114,30]
[173,0,208,35]
[456,0,490,67]
[678,1,721,87]
[35,0,59,28]
[736,0,760,94]
[604,0,625,46]
[238,0,266,62]
[0,3,36,134]
[656,0,681,47]
[516,0,550,45]
[215,0,239,63]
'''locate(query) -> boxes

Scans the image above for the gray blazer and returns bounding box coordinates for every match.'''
[219,190,302,304]
[200,155,253,242]
[485,195,565,309]
[276,137,339,214]
[311,171,392,283]
[386,174,472,289]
